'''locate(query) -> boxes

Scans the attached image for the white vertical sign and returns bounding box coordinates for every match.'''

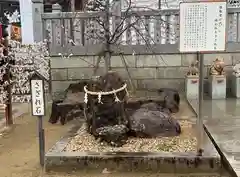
[179,1,227,52]
[31,79,45,116]
[19,0,34,44]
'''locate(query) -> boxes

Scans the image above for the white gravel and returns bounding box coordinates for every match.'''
[64,120,197,153]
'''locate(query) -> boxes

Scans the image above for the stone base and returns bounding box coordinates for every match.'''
[208,75,226,99]
[231,75,240,98]
[185,76,199,99]
[45,123,221,173]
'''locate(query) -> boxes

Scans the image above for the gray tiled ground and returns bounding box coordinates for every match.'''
[188,99,240,177]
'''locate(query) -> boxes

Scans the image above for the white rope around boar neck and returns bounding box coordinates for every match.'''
[83,83,128,104]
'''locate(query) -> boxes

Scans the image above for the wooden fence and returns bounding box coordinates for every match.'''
[42,7,240,56]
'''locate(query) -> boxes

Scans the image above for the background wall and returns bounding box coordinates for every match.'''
[50,53,240,100]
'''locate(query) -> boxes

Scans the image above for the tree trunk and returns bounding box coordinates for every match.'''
[70,0,75,12]
[3,37,13,125]
[104,0,111,73]
[158,0,161,9]
[104,49,111,73]
[6,68,13,125]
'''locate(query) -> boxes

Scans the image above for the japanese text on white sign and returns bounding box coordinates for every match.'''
[31,80,45,116]
[179,1,227,52]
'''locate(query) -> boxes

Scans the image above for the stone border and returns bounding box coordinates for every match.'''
[45,122,221,173]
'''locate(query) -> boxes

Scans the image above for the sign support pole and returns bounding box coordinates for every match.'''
[38,115,45,167]
[30,73,46,167]
[197,52,204,156]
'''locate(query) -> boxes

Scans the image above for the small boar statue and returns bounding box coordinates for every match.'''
[209,57,225,75]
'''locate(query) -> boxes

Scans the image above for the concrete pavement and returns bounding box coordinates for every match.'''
[188,99,240,177]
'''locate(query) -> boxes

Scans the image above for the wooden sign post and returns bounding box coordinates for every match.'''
[30,73,46,167]
[179,0,227,155]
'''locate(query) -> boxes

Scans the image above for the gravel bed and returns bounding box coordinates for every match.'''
[64,120,197,153]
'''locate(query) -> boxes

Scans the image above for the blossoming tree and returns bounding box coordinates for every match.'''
[0,7,50,125]
[84,0,153,72]
[0,38,50,125]
[10,40,50,102]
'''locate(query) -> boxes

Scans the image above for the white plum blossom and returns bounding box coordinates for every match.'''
[4,10,21,23]
[0,40,50,103]
[86,0,106,12]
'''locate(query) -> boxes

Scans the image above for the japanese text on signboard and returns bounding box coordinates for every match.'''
[179,1,227,52]
[31,80,45,116]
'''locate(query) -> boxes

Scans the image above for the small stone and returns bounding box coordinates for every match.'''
[102,168,111,174]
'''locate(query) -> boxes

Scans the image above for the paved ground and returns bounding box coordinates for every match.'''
[0,102,231,177]
[0,104,75,177]
[0,103,29,129]
[188,99,240,177]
